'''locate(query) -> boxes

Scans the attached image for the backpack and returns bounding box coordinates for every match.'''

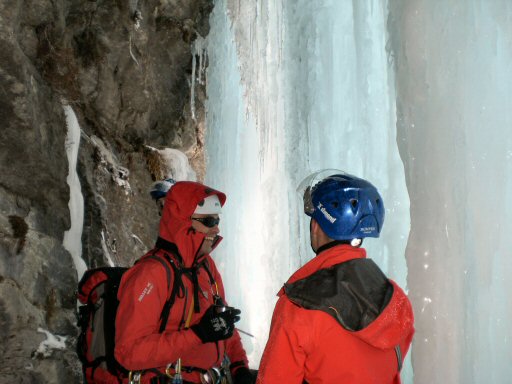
[76,250,217,384]
[76,253,175,384]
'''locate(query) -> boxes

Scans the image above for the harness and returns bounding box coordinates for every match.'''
[147,358,232,384]
[154,238,218,328]
[129,357,232,384]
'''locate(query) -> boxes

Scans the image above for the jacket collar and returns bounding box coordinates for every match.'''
[278,244,366,296]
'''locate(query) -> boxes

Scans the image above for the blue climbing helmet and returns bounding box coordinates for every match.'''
[298,170,385,240]
[149,178,176,200]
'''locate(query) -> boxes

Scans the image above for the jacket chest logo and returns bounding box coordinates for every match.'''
[138,282,154,302]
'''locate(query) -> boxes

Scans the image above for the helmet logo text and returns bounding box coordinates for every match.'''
[317,203,337,224]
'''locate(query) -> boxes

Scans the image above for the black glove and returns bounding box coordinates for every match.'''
[191,305,241,343]
[232,366,257,384]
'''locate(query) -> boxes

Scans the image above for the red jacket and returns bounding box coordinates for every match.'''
[257,244,414,384]
[115,182,248,383]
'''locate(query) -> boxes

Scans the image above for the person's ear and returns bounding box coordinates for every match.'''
[310,218,320,235]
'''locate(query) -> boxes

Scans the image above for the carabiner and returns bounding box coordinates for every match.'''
[128,371,142,384]
[165,363,174,378]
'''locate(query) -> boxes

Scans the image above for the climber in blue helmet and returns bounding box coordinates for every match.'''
[258,169,414,384]
[149,178,176,215]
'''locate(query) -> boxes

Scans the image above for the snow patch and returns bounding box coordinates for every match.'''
[146,146,196,181]
[34,328,67,358]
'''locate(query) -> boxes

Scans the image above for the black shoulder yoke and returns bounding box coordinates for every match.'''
[284,258,393,332]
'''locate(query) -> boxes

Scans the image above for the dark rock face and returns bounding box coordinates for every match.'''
[0,0,213,381]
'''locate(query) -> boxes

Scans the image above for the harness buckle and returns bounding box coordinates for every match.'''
[200,367,221,384]
[200,365,233,384]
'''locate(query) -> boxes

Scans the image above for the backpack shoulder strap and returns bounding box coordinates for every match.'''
[141,252,180,333]
[145,253,172,292]
[159,253,184,332]
[200,258,217,287]
[395,345,403,372]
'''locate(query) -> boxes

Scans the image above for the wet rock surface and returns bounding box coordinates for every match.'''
[0,0,213,381]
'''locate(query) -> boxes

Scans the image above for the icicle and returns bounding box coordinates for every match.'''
[101,230,116,267]
[129,34,140,67]
[196,36,207,85]
[62,104,88,281]
[190,51,196,122]
[190,36,208,121]
[198,49,204,85]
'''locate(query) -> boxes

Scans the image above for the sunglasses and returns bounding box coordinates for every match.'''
[192,216,220,228]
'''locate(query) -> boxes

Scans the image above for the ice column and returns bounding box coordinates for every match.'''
[281,1,410,285]
[388,1,512,383]
[204,0,283,365]
[205,0,410,376]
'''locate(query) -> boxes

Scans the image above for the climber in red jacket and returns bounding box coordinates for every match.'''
[257,171,414,384]
[115,181,254,384]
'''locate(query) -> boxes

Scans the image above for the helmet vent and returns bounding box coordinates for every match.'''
[331,201,339,208]
[350,199,358,213]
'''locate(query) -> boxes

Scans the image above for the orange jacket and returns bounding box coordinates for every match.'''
[115,182,248,383]
[257,244,414,384]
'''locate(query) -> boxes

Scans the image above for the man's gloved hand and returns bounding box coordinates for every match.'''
[232,366,257,384]
[191,305,241,343]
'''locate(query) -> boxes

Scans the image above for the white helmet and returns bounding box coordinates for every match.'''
[194,194,222,214]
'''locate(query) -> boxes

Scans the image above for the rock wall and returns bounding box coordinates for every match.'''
[0,0,213,382]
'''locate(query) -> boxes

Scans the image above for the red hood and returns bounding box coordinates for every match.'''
[281,244,414,350]
[159,181,226,266]
[354,279,414,349]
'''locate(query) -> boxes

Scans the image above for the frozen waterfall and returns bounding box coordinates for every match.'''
[203,1,512,383]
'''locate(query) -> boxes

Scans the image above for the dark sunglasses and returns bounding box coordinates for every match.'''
[192,216,220,228]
